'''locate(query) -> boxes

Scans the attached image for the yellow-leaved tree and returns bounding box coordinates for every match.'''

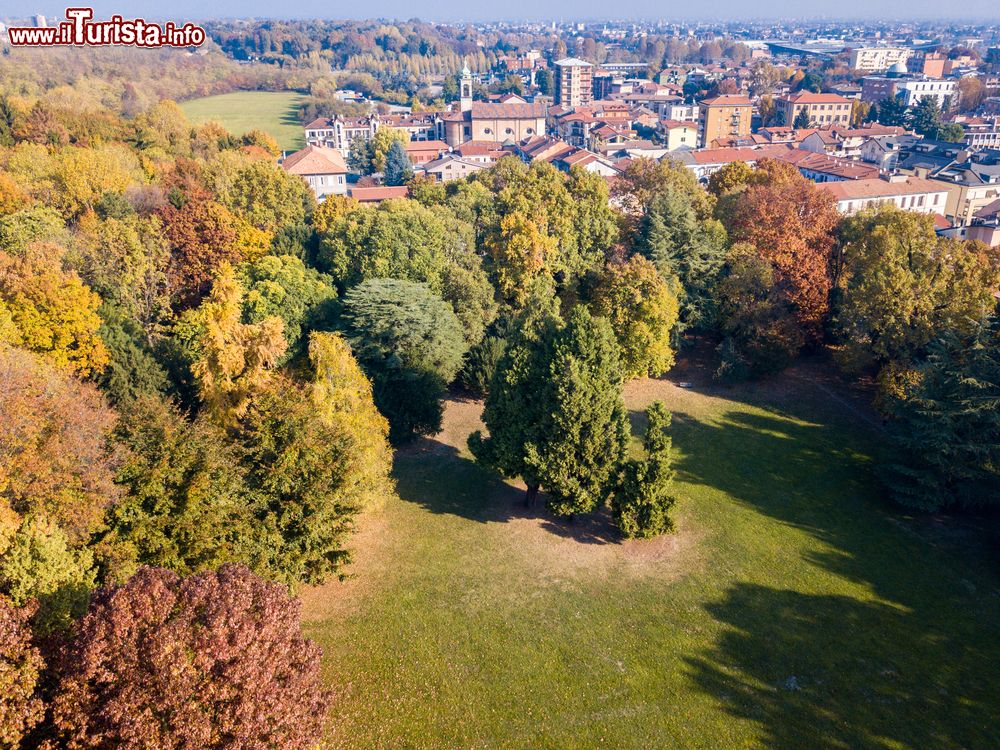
[192,264,287,427]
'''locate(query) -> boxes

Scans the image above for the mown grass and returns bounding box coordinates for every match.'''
[301,359,1000,750]
[179,91,304,152]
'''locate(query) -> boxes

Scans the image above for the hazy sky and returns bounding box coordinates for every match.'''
[6,0,999,23]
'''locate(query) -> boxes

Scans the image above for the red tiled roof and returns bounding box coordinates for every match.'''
[700,94,752,106]
[349,186,410,202]
[281,145,348,175]
[782,92,851,104]
[405,140,449,153]
[471,101,547,119]
[817,177,948,201]
[689,145,795,164]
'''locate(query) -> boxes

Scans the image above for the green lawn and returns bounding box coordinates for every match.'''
[301,357,1000,749]
[180,91,305,152]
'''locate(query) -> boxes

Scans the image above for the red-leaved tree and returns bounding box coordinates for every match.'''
[46,564,330,750]
[722,159,840,339]
[0,600,45,750]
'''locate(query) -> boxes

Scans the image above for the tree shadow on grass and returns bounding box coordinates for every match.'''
[687,583,1000,750]
[666,406,1000,749]
[392,437,622,545]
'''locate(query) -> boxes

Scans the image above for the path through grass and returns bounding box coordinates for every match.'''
[301,360,1000,749]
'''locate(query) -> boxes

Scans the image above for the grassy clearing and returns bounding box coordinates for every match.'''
[179,91,305,152]
[301,356,1000,750]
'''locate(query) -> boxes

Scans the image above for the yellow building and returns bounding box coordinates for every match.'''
[776,92,852,128]
[698,94,753,147]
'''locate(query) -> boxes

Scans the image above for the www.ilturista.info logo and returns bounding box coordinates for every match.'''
[7,8,206,47]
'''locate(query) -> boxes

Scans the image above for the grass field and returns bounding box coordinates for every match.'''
[301,355,1000,749]
[180,91,305,152]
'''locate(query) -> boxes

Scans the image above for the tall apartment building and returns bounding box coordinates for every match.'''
[554,58,593,107]
[849,46,912,73]
[776,92,852,127]
[698,94,752,147]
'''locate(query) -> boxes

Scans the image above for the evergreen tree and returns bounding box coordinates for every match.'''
[612,402,678,538]
[911,96,943,138]
[383,140,413,186]
[341,278,468,441]
[880,313,1000,511]
[640,187,728,332]
[875,96,907,127]
[792,107,811,129]
[347,134,373,175]
[470,305,630,516]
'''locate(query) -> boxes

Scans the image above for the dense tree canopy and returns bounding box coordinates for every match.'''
[46,565,330,750]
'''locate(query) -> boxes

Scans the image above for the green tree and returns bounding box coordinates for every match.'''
[341,279,468,441]
[383,140,413,186]
[95,395,267,584]
[875,96,907,127]
[911,96,943,138]
[640,187,728,332]
[835,206,1000,376]
[0,515,96,635]
[470,306,630,516]
[612,401,678,538]
[714,244,807,380]
[880,313,1000,511]
[236,254,337,363]
[347,134,374,175]
[590,256,680,379]
[792,107,812,129]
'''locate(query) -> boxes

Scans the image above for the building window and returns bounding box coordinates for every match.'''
[505,128,514,135]
[526,128,534,134]
[484,128,492,134]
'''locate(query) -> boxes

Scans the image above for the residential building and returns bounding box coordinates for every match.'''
[281,145,349,200]
[405,140,449,165]
[849,46,912,73]
[927,149,1000,225]
[554,58,593,107]
[657,120,698,151]
[674,144,797,182]
[698,94,753,148]
[817,175,949,215]
[775,92,852,128]
[968,198,1000,247]
[418,154,487,183]
[348,186,409,203]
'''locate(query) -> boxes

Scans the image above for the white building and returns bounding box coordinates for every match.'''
[281,145,349,200]
[817,175,949,215]
[849,47,912,73]
[897,79,957,109]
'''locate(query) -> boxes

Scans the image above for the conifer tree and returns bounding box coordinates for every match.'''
[470,305,630,516]
[383,140,413,187]
[612,401,678,538]
[880,313,1000,511]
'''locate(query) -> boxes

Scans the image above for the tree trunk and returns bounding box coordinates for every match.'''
[524,483,539,507]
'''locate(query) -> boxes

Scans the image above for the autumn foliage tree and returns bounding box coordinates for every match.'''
[46,565,331,750]
[590,256,680,379]
[0,600,44,750]
[0,345,120,544]
[0,243,109,378]
[720,159,840,339]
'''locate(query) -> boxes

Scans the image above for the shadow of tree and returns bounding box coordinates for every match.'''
[392,437,622,545]
[667,407,1000,749]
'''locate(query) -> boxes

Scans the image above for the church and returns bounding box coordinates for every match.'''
[440,66,548,148]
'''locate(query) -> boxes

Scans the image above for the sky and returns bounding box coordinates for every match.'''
[5,0,999,23]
